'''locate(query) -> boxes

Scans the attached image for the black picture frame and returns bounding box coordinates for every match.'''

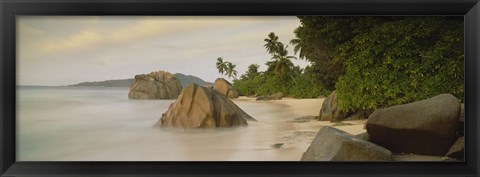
[1,0,479,176]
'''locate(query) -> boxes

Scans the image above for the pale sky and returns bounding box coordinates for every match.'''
[17,16,310,86]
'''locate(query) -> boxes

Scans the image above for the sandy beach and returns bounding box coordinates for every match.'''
[234,97,366,158]
[236,96,367,135]
[234,96,444,161]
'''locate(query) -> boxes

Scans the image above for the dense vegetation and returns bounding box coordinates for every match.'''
[231,32,330,98]
[230,16,464,112]
[334,17,464,111]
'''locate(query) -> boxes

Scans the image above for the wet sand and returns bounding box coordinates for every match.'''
[235,96,444,161]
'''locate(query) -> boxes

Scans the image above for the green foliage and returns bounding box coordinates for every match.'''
[289,65,330,98]
[216,57,238,79]
[334,17,464,111]
[263,33,298,78]
[234,73,290,96]
[257,74,291,95]
[232,31,334,98]
[271,43,297,77]
[235,16,463,106]
[264,32,282,54]
[225,62,238,79]
[241,64,260,80]
[294,16,397,90]
[216,57,227,75]
[233,75,262,96]
[233,65,329,98]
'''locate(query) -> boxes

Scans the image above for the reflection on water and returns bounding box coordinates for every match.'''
[17,86,319,161]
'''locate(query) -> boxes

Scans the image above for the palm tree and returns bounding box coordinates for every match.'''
[263,32,282,54]
[264,60,277,74]
[271,44,297,82]
[225,62,238,79]
[245,64,260,79]
[216,57,227,75]
[290,28,307,60]
[274,58,294,77]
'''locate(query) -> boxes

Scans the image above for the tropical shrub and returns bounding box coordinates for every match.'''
[334,17,464,111]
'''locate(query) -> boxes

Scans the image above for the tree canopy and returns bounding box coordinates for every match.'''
[231,16,463,111]
[294,16,464,111]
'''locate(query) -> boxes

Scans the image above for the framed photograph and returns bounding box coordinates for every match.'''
[1,0,479,176]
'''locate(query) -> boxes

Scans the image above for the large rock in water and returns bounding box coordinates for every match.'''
[128,71,182,99]
[366,94,460,156]
[301,126,392,161]
[155,84,255,128]
[213,78,239,99]
[319,91,351,122]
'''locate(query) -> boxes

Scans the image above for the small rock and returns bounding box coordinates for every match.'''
[301,126,392,161]
[445,136,464,161]
[213,78,239,98]
[318,91,352,122]
[271,143,284,149]
[270,92,283,100]
[287,116,318,123]
[256,96,271,101]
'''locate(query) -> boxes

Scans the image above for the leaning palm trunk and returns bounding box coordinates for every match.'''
[289,73,297,84]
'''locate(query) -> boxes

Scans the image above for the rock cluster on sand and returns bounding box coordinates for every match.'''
[155,84,255,128]
[270,92,284,100]
[305,93,464,161]
[366,94,460,156]
[128,71,182,99]
[213,78,239,99]
[256,92,283,101]
[301,126,392,161]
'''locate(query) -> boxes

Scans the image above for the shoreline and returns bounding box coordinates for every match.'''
[234,96,444,161]
[18,88,445,161]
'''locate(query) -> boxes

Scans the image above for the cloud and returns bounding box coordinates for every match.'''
[219,25,297,47]
[18,16,304,86]
[39,18,182,53]
[38,16,270,54]
[18,22,44,35]
[42,30,103,53]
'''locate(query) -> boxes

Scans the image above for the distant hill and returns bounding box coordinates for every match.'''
[67,73,213,88]
[67,79,134,87]
[174,73,213,88]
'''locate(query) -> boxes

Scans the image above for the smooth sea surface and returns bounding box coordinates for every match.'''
[17,86,313,161]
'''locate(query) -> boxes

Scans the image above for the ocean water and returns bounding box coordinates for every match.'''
[17,86,314,161]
